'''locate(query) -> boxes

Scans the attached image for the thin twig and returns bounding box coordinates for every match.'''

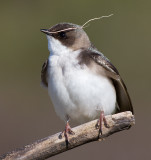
[0,111,135,160]
[41,27,77,34]
[81,14,114,28]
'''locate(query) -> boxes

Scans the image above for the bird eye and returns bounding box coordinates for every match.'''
[59,32,66,38]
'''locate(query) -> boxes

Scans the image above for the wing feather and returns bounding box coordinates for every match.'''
[41,59,48,88]
[88,49,134,114]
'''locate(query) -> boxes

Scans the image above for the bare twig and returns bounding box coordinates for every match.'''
[81,14,114,28]
[0,111,135,160]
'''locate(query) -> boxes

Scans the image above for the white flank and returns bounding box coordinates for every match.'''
[47,35,116,123]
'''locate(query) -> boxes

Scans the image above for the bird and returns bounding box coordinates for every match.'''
[40,18,133,145]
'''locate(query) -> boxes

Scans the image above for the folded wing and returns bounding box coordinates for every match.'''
[41,59,48,88]
[89,49,134,114]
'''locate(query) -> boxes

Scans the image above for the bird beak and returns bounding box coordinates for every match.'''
[40,29,51,35]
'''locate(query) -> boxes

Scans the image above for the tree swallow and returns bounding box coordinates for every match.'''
[40,20,133,144]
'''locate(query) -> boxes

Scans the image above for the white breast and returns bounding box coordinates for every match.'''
[47,36,116,123]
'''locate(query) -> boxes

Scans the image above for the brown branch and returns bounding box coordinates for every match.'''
[0,111,135,160]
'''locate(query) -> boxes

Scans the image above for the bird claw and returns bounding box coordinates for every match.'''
[96,111,109,137]
[58,121,75,148]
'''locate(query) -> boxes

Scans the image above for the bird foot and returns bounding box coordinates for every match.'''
[59,121,75,148]
[95,111,109,136]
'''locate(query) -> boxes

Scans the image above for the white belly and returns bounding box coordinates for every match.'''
[47,53,116,123]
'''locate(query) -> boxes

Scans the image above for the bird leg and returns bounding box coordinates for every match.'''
[96,110,109,136]
[59,120,75,148]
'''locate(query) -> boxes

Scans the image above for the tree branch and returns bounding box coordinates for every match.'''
[0,111,135,160]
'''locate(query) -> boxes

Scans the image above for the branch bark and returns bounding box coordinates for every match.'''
[0,111,135,160]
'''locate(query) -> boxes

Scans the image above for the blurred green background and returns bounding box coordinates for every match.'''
[0,0,151,159]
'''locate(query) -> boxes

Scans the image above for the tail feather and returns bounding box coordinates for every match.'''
[112,78,134,114]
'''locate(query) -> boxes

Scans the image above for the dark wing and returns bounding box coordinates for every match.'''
[89,49,134,114]
[41,59,48,88]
